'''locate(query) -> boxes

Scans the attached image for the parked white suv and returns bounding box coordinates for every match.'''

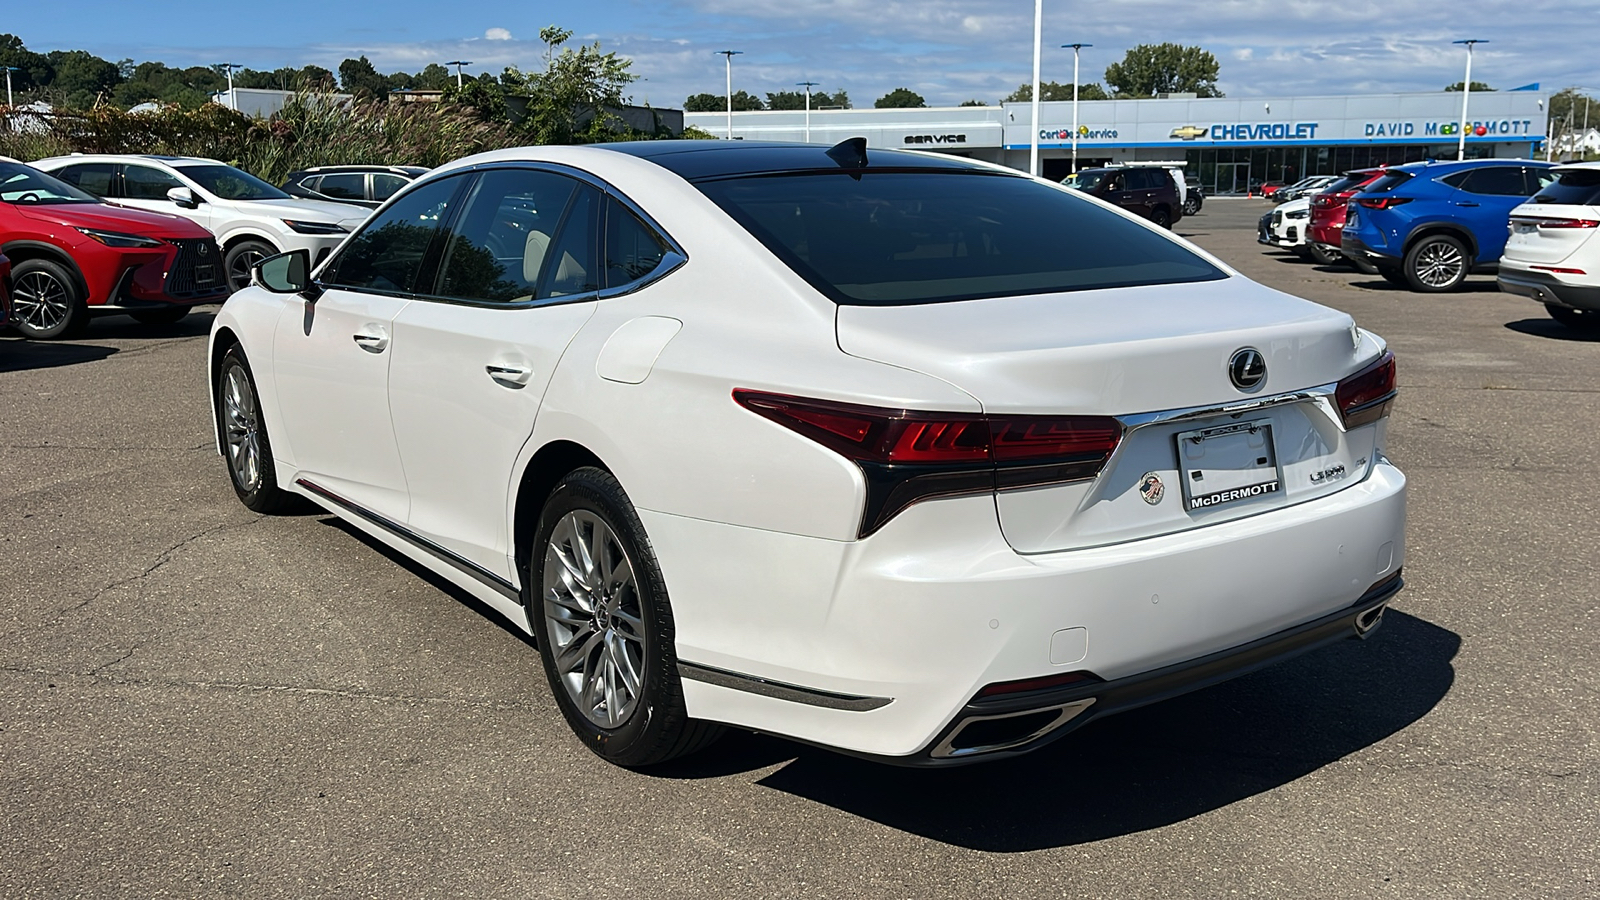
[1498,162,1600,331]
[1258,196,1312,255]
[35,154,367,291]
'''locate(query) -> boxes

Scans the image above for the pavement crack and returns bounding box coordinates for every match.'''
[85,647,138,676]
[57,517,265,618]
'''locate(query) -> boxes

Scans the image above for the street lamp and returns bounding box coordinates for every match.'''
[1062,43,1093,175]
[716,50,743,140]
[445,61,474,89]
[797,80,819,142]
[1028,0,1043,176]
[218,62,242,110]
[1452,39,1487,161]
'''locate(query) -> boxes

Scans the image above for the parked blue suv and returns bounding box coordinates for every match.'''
[1341,159,1556,292]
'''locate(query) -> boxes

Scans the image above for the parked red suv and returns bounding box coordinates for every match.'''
[1308,167,1387,266]
[1,160,228,339]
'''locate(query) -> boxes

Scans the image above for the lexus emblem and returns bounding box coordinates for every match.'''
[198,242,210,256]
[1228,348,1267,392]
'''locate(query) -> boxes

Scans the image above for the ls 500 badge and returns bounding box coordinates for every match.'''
[1310,464,1347,485]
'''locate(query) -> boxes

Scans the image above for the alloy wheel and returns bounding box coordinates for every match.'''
[228,248,266,291]
[542,510,647,729]
[221,363,262,492]
[11,270,70,333]
[1413,241,1464,288]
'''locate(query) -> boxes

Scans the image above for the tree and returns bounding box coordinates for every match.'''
[414,63,453,91]
[501,40,640,144]
[683,91,763,112]
[339,56,389,100]
[1445,81,1494,92]
[959,99,988,107]
[0,34,54,94]
[1104,43,1222,98]
[765,89,848,110]
[46,49,122,107]
[1004,80,1109,103]
[539,26,574,70]
[875,87,925,109]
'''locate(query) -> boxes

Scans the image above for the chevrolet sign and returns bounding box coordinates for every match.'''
[1170,125,1209,140]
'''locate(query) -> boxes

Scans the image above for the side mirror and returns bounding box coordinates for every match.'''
[166,186,200,208]
[254,249,311,294]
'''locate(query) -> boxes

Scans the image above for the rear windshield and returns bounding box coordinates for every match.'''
[1363,171,1413,194]
[1532,168,1600,206]
[695,171,1227,306]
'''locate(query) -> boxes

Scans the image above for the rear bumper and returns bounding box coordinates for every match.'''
[1497,268,1600,311]
[1341,234,1400,267]
[662,459,1407,762]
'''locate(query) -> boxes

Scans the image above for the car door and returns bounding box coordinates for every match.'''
[387,167,602,580]
[118,163,211,229]
[270,174,465,521]
[1450,165,1534,262]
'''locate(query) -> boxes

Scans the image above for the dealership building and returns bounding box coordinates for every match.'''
[685,89,1549,194]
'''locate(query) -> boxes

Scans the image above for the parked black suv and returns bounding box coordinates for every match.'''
[281,165,429,209]
[1071,167,1184,228]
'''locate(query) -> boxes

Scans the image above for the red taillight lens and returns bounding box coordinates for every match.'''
[734,390,1123,535]
[1335,350,1397,428]
[974,671,1101,699]
[1355,196,1412,210]
[1531,265,1589,275]
[1537,218,1600,229]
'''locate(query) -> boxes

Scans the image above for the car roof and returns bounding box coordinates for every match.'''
[1553,161,1600,174]
[37,153,223,167]
[594,140,994,181]
[1389,158,1551,175]
[299,164,429,175]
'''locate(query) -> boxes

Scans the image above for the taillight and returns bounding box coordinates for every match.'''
[1536,218,1600,229]
[733,390,1122,535]
[1531,265,1588,275]
[974,670,1101,699]
[1335,350,1397,428]
[1355,196,1412,210]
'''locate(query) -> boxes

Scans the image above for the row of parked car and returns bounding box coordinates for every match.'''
[0,155,425,338]
[1259,158,1600,330]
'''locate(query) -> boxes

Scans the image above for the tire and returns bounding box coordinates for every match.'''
[8,258,89,339]
[1305,242,1338,266]
[216,345,299,514]
[224,239,276,292]
[1403,234,1469,292]
[1151,206,1173,229]
[130,306,190,325]
[1183,196,1201,216]
[1378,268,1411,287]
[530,467,723,767]
[1546,303,1600,332]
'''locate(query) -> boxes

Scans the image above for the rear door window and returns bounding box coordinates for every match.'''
[1531,168,1600,205]
[317,173,366,200]
[54,163,117,197]
[1458,166,1530,196]
[122,164,185,200]
[695,170,1226,306]
[372,173,408,201]
[430,168,598,304]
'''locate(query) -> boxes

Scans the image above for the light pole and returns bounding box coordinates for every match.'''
[717,50,742,140]
[1028,0,1043,176]
[1452,39,1487,161]
[1062,43,1092,175]
[3,66,18,108]
[797,80,818,142]
[445,61,473,88]
[218,62,242,110]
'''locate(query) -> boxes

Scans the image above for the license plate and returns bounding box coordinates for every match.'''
[1176,420,1282,512]
[1346,209,1358,226]
[1512,222,1537,234]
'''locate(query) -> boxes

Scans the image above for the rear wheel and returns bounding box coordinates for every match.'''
[531,467,722,767]
[1403,235,1469,292]
[1151,206,1173,229]
[9,259,88,339]
[130,306,190,325]
[224,239,275,292]
[1546,303,1600,332]
[216,346,298,513]
[1183,195,1201,216]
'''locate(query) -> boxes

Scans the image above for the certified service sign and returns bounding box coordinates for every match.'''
[1138,472,1165,505]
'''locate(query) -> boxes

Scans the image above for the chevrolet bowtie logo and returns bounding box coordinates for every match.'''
[1170,125,1209,140]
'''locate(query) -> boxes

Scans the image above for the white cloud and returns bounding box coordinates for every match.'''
[485,28,513,41]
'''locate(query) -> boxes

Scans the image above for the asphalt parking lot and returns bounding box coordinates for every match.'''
[2,197,1596,899]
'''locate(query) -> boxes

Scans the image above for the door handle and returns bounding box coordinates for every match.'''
[1455,201,1480,207]
[352,329,389,353]
[486,364,533,388]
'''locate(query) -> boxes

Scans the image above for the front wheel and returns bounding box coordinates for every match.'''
[216,346,299,513]
[1404,235,1469,292]
[531,467,722,767]
[224,240,276,292]
[9,258,88,339]
[1547,303,1600,332]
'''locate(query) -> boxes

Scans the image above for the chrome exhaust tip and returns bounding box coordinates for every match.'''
[1353,602,1388,638]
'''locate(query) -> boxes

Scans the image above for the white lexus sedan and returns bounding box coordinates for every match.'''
[209,140,1406,767]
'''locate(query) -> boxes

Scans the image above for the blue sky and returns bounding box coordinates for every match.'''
[8,1,1594,107]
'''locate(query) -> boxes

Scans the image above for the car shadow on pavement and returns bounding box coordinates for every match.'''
[0,338,118,372]
[663,611,1458,851]
[316,516,539,650]
[77,307,218,340]
[1504,318,1600,343]
[1348,279,1499,294]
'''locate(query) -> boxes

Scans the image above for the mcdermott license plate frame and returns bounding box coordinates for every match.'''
[1176,419,1283,512]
